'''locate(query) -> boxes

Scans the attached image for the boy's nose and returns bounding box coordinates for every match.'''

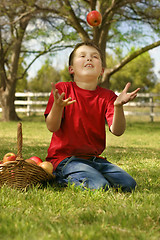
[87,57,92,61]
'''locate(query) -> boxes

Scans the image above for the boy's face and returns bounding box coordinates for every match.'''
[69,45,103,83]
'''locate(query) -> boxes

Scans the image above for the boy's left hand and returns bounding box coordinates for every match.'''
[114,82,140,107]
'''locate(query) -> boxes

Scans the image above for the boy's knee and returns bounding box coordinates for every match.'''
[93,178,110,190]
[82,175,110,190]
[122,178,137,192]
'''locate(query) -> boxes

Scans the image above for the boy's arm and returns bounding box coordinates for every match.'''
[110,82,140,136]
[46,83,76,132]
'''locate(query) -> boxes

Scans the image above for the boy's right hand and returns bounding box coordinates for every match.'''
[51,82,76,108]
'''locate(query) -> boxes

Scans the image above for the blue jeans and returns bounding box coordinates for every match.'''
[55,156,136,192]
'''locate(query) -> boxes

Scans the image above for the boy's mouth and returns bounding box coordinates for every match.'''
[84,63,94,68]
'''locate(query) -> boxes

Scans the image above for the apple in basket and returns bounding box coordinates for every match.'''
[29,156,43,165]
[3,152,17,163]
[25,159,37,165]
[39,161,53,175]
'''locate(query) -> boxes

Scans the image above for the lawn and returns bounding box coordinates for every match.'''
[0,116,159,240]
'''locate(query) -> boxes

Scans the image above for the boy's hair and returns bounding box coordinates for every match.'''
[69,41,104,80]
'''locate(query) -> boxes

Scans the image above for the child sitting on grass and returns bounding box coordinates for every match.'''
[44,41,140,192]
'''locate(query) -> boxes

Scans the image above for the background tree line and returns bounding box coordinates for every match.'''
[25,51,159,93]
[0,0,160,121]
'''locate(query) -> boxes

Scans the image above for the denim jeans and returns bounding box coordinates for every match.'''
[55,156,137,192]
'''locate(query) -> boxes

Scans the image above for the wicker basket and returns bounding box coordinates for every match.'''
[0,122,55,190]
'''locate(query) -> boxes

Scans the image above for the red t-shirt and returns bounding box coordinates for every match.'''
[44,82,117,170]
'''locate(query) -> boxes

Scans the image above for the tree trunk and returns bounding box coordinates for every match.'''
[0,86,20,121]
[0,13,30,121]
[99,69,111,89]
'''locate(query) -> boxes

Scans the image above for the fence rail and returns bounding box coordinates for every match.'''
[0,92,160,122]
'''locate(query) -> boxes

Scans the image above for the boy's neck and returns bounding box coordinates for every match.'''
[75,81,98,91]
[74,76,98,90]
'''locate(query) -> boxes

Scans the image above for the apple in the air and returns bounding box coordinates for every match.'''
[87,10,102,27]
[39,161,53,175]
[29,156,43,165]
[3,152,17,163]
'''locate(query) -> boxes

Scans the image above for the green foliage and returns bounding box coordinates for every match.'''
[109,51,157,92]
[27,60,61,92]
[16,59,28,92]
[16,77,28,92]
[0,119,159,239]
[60,65,72,82]
[152,82,160,93]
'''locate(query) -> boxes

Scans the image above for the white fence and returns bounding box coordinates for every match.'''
[14,92,50,115]
[116,92,160,122]
[0,92,160,122]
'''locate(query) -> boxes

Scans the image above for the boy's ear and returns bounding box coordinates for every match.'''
[101,68,104,75]
[69,66,74,74]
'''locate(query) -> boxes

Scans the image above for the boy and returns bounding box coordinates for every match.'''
[44,41,140,192]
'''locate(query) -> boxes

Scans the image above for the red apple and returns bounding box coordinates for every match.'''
[25,159,37,165]
[29,156,43,165]
[87,10,102,27]
[3,152,17,163]
[39,161,53,175]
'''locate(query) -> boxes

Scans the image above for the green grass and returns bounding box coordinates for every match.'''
[0,116,160,240]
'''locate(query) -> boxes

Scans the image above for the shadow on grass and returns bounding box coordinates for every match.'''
[19,115,45,122]
[126,121,160,132]
[1,142,159,193]
[105,145,160,161]
[103,145,160,193]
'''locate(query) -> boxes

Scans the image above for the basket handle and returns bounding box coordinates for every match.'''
[16,122,23,160]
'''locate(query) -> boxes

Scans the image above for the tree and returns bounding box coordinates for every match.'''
[16,58,28,92]
[60,65,72,83]
[28,60,60,92]
[36,0,160,88]
[0,0,75,121]
[1,0,160,121]
[108,51,157,92]
[152,82,160,93]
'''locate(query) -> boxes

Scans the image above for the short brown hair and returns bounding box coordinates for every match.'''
[69,41,104,79]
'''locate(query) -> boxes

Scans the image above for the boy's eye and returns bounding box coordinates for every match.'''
[93,55,99,58]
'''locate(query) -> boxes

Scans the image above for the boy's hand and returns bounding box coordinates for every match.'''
[114,82,140,107]
[51,83,76,108]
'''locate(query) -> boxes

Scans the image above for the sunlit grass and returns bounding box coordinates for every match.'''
[0,116,159,240]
